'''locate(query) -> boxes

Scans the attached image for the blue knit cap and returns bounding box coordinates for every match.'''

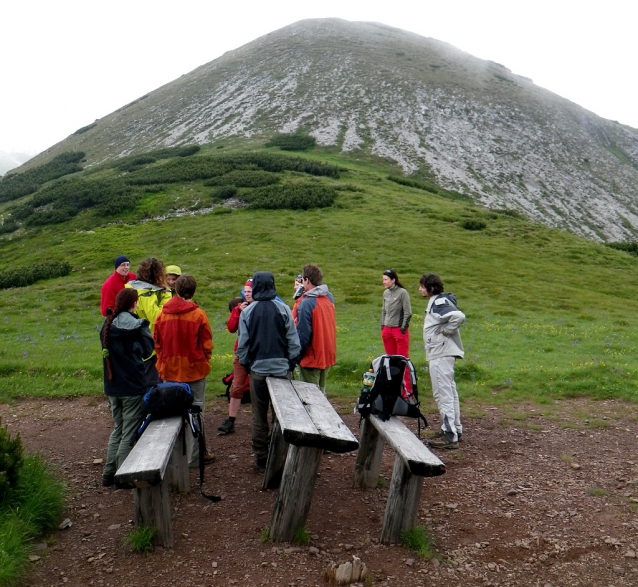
[114,255,130,269]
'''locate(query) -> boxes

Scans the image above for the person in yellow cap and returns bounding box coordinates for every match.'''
[166,265,182,297]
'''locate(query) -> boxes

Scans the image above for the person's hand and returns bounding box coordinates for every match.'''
[240,301,249,311]
[400,327,406,335]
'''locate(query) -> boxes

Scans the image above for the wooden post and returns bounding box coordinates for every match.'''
[134,481,174,548]
[166,426,189,493]
[269,445,323,542]
[263,419,289,490]
[380,457,423,544]
[354,418,385,488]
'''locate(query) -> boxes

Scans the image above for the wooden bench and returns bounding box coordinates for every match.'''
[354,415,445,544]
[264,378,359,542]
[114,416,189,548]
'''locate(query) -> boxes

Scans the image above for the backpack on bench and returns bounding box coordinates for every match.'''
[355,354,428,434]
[136,381,221,502]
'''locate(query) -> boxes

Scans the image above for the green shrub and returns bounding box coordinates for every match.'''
[218,152,339,177]
[205,170,280,188]
[266,132,316,151]
[606,241,638,256]
[0,151,85,203]
[73,122,97,135]
[211,186,238,200]
[0,219,17,235]
[461,219,487,231]
[125,157,231,185]
[0,420,23,503]
[401,525,437,559]
[388,175,439,194]
[246,183,336,210]
[0,261,71,290]
[292,525,311,545]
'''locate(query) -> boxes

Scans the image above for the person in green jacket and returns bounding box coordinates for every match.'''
[125,257,171,384]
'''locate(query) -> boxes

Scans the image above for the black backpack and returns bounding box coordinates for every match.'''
[218,372,251,404]
[355,355,427,433]
[136,382,220,502]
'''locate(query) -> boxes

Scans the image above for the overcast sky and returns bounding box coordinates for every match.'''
[1,0,636,155]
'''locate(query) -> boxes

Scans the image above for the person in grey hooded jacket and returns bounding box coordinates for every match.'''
[237,271,301,471]
[419,273,465,450]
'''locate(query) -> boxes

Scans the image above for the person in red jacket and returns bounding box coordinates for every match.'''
[295,264,336,394]
[100,256,136,316]
[218,279,253,434]
[153,274,214,467]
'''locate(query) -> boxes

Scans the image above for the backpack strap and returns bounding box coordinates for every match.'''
[188,408,221,503]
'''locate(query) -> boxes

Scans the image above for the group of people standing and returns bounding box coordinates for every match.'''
[98,255,466,487]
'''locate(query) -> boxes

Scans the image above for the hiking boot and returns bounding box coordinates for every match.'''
[204,452,216,465]
[255,456,267,473]
[434,429,463,442]
[102,474,115,487]
[218,418,235,434]
[428,436,459,450]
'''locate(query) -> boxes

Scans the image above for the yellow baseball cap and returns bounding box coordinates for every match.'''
[166,265,182,276]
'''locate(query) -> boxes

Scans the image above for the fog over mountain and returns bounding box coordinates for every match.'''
[22,19,638,241]
[0,151,33,176]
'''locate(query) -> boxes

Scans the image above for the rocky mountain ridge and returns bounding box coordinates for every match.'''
[25,19,638,241]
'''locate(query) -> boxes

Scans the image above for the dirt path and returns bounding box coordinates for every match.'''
[2,397,638,587]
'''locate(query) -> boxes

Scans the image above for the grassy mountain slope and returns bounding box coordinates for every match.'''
[0,146,636,406]
[17,19,638,241]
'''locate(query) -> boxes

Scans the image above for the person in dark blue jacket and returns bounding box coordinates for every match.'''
[100,288,155,486]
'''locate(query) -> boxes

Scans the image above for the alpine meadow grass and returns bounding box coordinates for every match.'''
[0,146,637,410]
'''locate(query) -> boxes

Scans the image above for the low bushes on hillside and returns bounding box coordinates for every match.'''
[606,241,638,256]
[0,261,71,290]
[216,152,340,178]
[266,132,317,151]
[0,151,85,203]
[246,183,336,210]
[461,218,487,231]
[205,170,280,188]
[387,174,473,203]
[113,145,201,172]
[125,157,231,185]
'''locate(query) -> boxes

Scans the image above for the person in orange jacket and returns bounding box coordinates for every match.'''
[153,274,214,467]
[295,264,336,394]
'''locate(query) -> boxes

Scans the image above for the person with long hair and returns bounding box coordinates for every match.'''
[125,257,171,385]
[381,268,413,392]
[100,288,155,487]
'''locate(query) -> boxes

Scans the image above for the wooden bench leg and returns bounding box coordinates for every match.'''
[354,417,385,489]
[269,445,322,542]
[166,427,189,493]
[380,457,423,544]
[263,419,289,490]
[134,481,174,548]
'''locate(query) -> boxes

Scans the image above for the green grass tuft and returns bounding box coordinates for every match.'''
[401,525,437,559]
[292,525,311,545]
[260,526,270,543]
[587,487,608,497]
[125,526,156,553]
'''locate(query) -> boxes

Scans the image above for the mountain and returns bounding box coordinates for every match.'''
[20,19,638,241]
[0,151,33,176]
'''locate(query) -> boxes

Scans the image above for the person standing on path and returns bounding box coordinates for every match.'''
[100,288,154,487]
[380,268,413,393]
[295,264,336,394]
[100,255,136,317]
[153,274,215,467]
[218,279,253,434]
[419,273,465,450]
[236,271,300,472]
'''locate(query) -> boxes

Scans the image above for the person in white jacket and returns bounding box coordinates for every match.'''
[419,273,465,450]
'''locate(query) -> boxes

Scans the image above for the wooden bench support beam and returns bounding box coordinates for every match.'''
[269,445,323,542]
[134,481,174,548]
[263,420,289,490]
[380,457,423,544]
[166,428,189,493]
[354,417,385,489]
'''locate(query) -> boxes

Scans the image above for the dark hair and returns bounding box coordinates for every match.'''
[383,268,404,289]
[136,257,167,287]
[101,288,139,381]
[302,263,323,286]
[228,296,243,311]
[419,273,444,295]
[175,274,196,300]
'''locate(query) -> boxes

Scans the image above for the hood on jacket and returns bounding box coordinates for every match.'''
[252,271,277,301]
[303,284,333,300]
[112,311,148,330]
[127,279,165,291]
[160,296,200,315]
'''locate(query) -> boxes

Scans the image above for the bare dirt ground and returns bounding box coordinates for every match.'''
[2,396,638,587]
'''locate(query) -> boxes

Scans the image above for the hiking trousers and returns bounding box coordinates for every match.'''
[249,371,291,460]
[298,366,330,394]
[185,378,207,468]
[104,395,144,478]
[381,326,412,394]
[428,356,462,442]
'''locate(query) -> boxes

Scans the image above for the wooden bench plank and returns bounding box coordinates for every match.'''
[115,416,183,486]
[266,377,321,446]
[292,381,359,453]
[368,416,445,477]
